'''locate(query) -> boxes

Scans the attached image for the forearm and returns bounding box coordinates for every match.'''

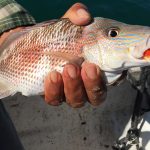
[0,27,24,45]
[0,0,36,45]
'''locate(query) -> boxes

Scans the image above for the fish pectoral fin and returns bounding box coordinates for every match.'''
[0,79,16,99]
[44,51,84,65]
[104,72,124,86]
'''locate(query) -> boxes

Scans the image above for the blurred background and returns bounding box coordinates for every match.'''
[16,0,150,25]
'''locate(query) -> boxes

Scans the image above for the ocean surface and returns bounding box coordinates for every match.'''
[16,0,150,26]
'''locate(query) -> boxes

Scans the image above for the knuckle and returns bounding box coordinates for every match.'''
[44,94,64,106]
[86,86,107,105]
[90,94,106,106]
[46,98,63,106]
[48,101,62,106]
[67,101,84,108]
[65,92,85,108]
[87,86,106,96]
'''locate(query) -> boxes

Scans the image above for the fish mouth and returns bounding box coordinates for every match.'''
[129,47,150,60]
[130,36,150,60]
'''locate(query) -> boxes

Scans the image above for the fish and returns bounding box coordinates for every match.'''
[0,17,150,99]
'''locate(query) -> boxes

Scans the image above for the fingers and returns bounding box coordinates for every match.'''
[44,64,86,108]
[62,3,92,25]
[81,63,107,106]
[44,63,106,107]
[44,71,64,106]
[62,64,87,108]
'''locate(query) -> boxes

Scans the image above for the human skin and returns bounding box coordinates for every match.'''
[0,3,106,108]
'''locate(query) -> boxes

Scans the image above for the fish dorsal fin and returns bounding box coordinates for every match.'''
[27,19,58,28]
[0,78,16,99]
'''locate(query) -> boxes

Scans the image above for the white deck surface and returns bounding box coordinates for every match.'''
[3,80,150,150]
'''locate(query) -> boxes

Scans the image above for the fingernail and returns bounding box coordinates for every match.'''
[77,8,90,18]
[66,65,77,79]
[85,64,100,80]
[50,71,58,83]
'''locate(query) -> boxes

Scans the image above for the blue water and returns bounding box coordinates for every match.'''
[16,0,149,25]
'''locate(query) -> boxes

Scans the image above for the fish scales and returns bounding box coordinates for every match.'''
[0,19,83,97]
[0,17,150,98]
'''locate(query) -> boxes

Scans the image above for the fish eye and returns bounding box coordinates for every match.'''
[107,28,119,37]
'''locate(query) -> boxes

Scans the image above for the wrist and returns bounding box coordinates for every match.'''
[0,27,24,46]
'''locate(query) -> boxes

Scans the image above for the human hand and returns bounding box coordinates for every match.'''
[44,3,107,108]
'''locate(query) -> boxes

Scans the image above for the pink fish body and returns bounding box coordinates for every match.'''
[0,18,150,98]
